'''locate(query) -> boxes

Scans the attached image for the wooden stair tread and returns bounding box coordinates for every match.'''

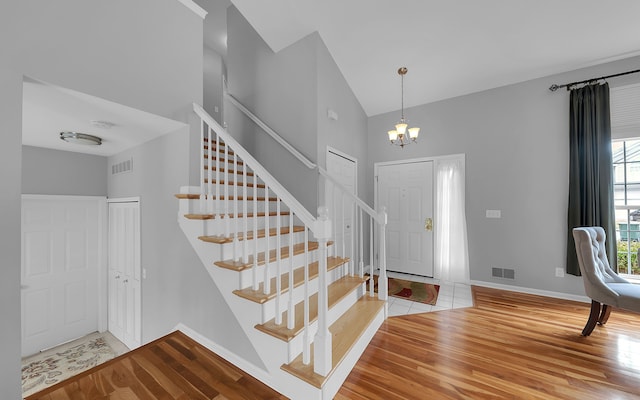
[204,145,235,156]
[175,193,277,201]
[202,154,244,166]
[203,179,266,189]
[199,225,302,244]
[233,257,349,303]
[204,165,255,177]
[214,240,331,271]
[199,225,306,244]
[281,295,385,388]
[255,275,365,342]
[184,211,290,220]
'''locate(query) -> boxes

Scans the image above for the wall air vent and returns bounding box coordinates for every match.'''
[111,157,133,175]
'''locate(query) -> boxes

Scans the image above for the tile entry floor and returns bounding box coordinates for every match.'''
[385,270,474,317]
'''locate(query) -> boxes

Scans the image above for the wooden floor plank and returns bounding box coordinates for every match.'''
[338,285,640,399]
[25,286,640,399]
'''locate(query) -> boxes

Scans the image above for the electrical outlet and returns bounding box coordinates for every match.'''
[555,267,564,278]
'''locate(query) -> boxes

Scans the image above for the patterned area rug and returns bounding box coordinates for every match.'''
[22,332,125,398]
[368,275,440,305]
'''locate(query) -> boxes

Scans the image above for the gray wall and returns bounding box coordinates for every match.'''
[367,55,640,297]
[315,38,369,199]
[227,6,319,211]
[22,146,107,196]
[0,1,202,396]
[107,131,262,366]
[226,7,370,215]
[204,45,224,124]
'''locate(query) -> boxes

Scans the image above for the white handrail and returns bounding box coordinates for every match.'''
[193,103,315,227]
[225,92,316,169]
[225,93,384,225]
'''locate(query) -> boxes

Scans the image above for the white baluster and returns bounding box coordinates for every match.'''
[369,215,374,298]
[252,173,258,291]
[378,207,388,318]
[263,185,270,296]
[215,132,220,217]
[303,229,310,365]
[207,126,214,213]
[287,212,294,330]
[224,141,230,237]
[313,206,332,376]
[275,199,282,325]
[357,207,363,278]
[233,153,239,262]
[199,119,205,213]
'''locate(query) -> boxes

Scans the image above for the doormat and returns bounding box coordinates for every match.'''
[367,275,440,305]
[21,332,126,398]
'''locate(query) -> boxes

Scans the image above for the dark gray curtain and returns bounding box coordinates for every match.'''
[567,83,616,276]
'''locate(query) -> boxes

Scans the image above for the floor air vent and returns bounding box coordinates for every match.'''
[492,267,515,280]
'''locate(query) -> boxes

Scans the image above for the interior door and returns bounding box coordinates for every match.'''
[108,200,141,349]
[377,161,434,277]
[326,148,357,260]
[21,195,104,357]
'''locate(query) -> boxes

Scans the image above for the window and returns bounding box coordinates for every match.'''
[614,139,640,275]
[611,83,640,276]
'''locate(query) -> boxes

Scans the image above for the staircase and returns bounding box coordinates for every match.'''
[175,103,389,399]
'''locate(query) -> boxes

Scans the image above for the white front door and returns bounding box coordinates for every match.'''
[326,148,357,260]
[377,161,434,277]
[21,195,105,357]
[108,199,141,349]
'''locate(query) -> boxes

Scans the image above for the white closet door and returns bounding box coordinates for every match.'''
[377,161,434,277]
[108,200,141,349]
[326,148,357,260]
[21,196,104,357]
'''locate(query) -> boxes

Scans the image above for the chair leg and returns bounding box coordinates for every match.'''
[582,300,601,336]
[598,304,612,325]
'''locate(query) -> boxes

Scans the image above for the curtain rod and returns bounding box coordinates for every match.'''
[548,68,640,92]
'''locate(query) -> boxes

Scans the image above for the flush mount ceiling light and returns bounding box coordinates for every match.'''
[387,67,419,148]
[59,131,102,146]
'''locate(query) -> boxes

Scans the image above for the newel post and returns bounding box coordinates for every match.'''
[378,207,388,317]
[313,206,332,376]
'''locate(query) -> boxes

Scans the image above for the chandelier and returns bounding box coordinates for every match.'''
[387,67,419,148]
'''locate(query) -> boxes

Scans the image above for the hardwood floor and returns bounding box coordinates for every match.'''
[25,286,640,399]
[25,331,287,400]
[337,285,640,400]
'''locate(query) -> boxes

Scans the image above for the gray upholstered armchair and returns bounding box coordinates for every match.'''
[573,226,640,336]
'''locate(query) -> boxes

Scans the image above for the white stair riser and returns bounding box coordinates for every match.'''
[260,265,349,323]
[180,214,294,237]
[282,284,364,363]
[218,232,306,261]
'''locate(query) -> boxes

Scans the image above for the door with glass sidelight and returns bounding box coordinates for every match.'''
[108,199,141,349]
[376,161,434,277]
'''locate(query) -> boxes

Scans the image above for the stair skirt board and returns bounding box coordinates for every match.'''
[176,181,385,399]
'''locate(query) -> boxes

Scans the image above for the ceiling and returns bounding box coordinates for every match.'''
[22,78,187,157]
[228,0,640,116]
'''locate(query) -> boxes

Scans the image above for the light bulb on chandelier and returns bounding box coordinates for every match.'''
[387,67,419,148]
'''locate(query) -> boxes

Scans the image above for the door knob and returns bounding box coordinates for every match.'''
[115,275,120,279]
[425,218,433,231]
[123,279,128,283]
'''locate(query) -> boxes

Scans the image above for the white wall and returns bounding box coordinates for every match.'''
[0,1,203,396]
[22,146,108,196]
[367,55,640,296]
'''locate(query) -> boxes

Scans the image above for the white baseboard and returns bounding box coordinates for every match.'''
[470,280,590,303]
